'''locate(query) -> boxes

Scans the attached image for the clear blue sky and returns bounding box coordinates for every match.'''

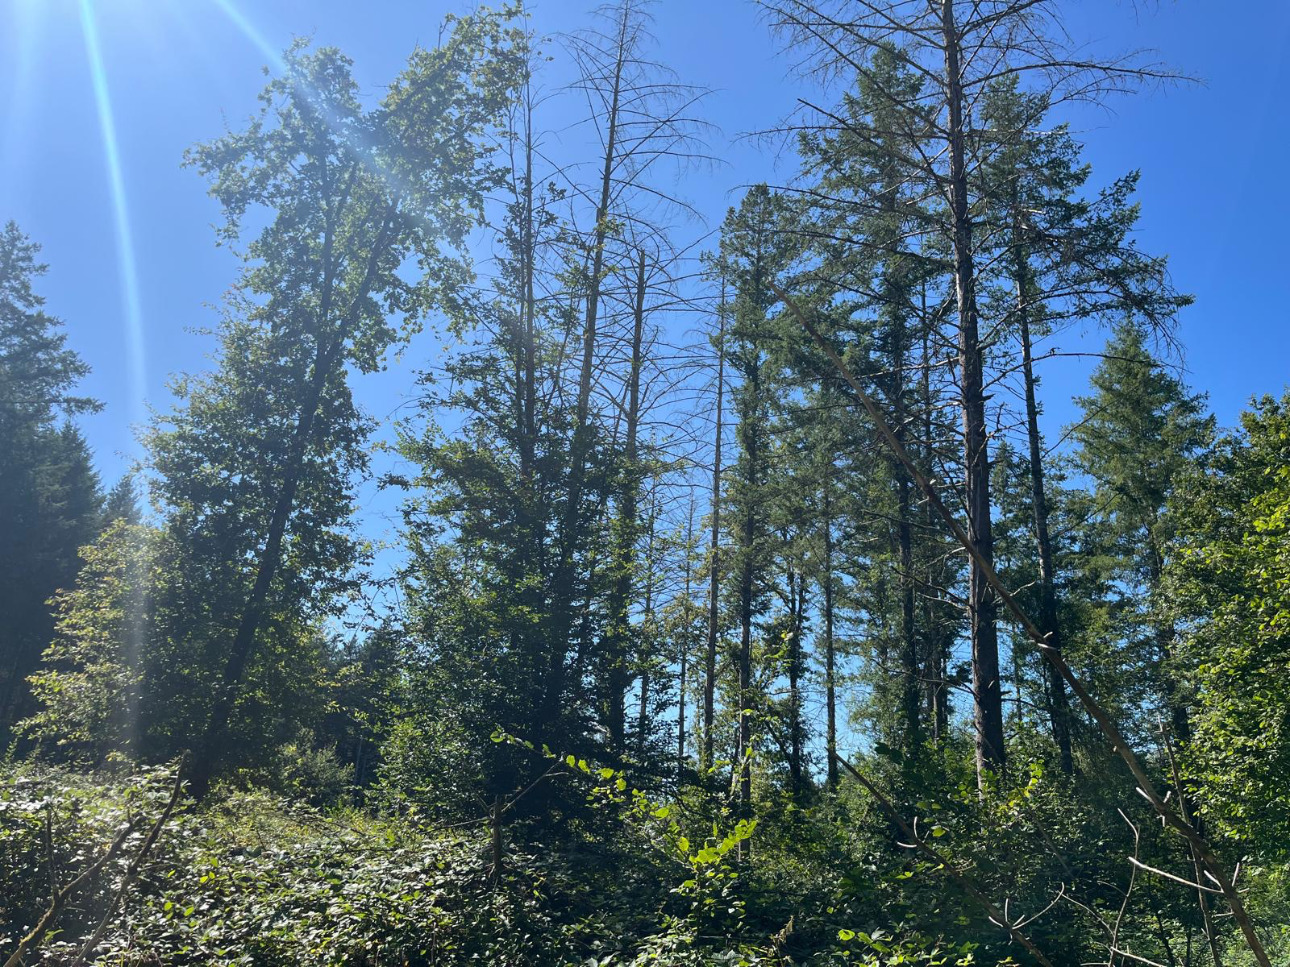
[4,0,1289,504]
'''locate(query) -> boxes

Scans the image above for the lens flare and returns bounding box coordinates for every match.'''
[208,0,286,72]
[78,0,147,437]
[206,0,423,224]
[2,2,43,173]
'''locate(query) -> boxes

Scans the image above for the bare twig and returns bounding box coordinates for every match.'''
[1110,810,1141,966]
[1127,857,1222,895]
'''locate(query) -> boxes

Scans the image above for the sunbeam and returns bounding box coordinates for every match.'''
[2,2,43,174]
[78,0,147,437]
[208,0,286,73]
[205,0,428,234]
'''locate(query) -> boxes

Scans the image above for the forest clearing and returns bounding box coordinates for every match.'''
[3,1,1289,964]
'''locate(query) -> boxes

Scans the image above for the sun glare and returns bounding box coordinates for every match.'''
[77,0,147,438]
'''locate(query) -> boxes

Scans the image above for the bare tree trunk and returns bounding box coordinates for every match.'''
[822,483,838,790]
[735,348,761,844]
[919,319,949,744]
[544,3,630,737]
[1013,246,1074,775]
[702,286,726,773]
[1163,725,1224,967]
[787,568,806,800]
[1147,541,1193,750]
[518,71,538,487]
[679,499,695,770]
[890,326,920,755]
[636,482,658,757]
[779,282,1272,967]
[605,248,648,750]
[737,500,755,830]
[941,0,1005,785]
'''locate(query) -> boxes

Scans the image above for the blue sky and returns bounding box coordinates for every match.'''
[3,0,1289,521]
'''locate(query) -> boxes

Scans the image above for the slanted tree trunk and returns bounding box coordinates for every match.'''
[191,205,395,797]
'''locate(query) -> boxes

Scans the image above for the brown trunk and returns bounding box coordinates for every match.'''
[919,318,949,743]
[1147,541,1192,749]
[1013,242,1074,775]
[519,76,538,484]
[636,483,657,757]
[897,472,922,753]
[941,0,1005,785]
[543,7,630,735]
[737,511,754,829]
[605,249,648,750]
[191,202,394,797]
[787,568,806,800]
[889,323,920,754]
[736,354,760,849]
[780,282,1273,967]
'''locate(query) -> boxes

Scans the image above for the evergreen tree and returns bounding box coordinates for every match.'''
[716,185,798,828]
[0,223,102,744]
[101,473,143,529]
[1071,322,1214,745]
[976,78,1191,774]
[396,57,584,802]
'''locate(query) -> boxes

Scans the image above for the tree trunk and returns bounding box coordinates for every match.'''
[941,0,1005,785]
[702,286,726,773]
[919,318,950,744]
[1014,245,1074,775]
[190,205,394,798]
[635,482,658,758]
[785,568,806,800]
[543,9,629,737]
[736,359,759,843]
[822,484,838,790]
[605,249,648,750]
[679,499,695,770]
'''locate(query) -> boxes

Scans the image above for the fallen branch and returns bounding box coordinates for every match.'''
[2,814,143,967]
[68,766,187,967]
[1160,722,1225,967]
[1128,857,1222,895]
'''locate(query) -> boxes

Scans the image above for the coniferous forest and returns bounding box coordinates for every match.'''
[4,2,1290,965]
